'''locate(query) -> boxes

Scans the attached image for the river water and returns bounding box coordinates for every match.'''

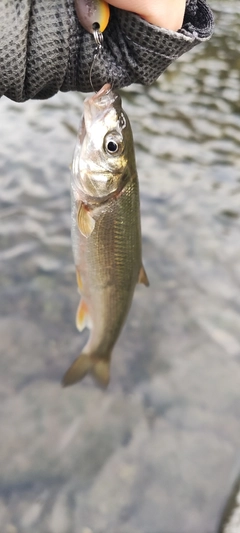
[0,2,240,532]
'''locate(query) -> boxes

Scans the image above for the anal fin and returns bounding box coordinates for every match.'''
[76,298,92,332]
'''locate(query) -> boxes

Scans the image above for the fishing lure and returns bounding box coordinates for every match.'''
[74,0,110,35]
[75,0,110,89]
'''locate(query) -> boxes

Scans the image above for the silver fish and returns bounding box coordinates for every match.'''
[63,83,149,387]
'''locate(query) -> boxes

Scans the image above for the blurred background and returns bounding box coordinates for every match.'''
[0,1,240,532]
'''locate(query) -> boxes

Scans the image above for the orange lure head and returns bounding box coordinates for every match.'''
[74,0,110,34]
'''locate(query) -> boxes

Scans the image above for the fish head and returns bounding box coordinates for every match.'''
[73,84,136,201]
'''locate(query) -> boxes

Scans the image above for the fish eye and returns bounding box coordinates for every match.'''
[106,140,119,154]
[104,132,123,156]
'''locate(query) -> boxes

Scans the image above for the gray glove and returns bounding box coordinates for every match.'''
[0,0,214,102]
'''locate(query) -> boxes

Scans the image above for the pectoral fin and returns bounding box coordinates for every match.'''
[78,203,95,238]
[76,298,92,332]
[138,264,149,287]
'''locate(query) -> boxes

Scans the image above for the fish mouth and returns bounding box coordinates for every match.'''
[92,83,112,99]
[90,83,118,107]
[83,83,121,129]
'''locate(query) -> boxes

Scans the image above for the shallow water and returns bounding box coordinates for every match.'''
[0,2,240,532]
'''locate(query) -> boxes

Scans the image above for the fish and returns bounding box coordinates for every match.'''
[74,0,110,33]
[62,83,149,388]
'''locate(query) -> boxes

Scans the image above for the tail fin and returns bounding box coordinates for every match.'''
[62,353,110,388]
